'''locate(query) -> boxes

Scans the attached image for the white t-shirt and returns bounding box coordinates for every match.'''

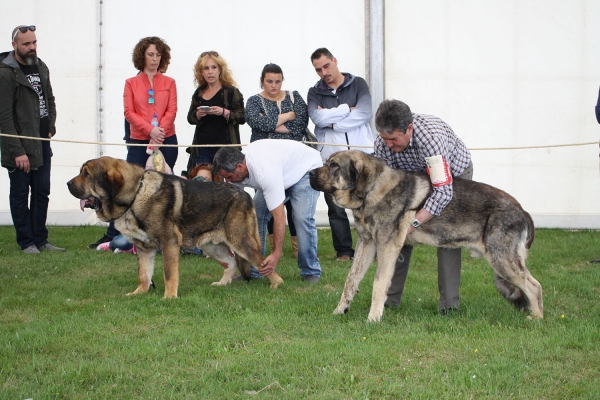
[241,140,323,211]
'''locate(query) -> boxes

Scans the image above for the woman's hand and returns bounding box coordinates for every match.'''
[149,127,165,143]
[196,107,208,119]
[208,106,224,116]
[285,111,296,121]
[275,111,296,130]
[274,125,290,133]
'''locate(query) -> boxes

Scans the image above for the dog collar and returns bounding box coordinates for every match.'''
[107,175,145,223]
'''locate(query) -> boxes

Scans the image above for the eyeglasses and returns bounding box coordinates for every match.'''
[148,89,154,104]
[12,25,36,41]
[200,51,219,58]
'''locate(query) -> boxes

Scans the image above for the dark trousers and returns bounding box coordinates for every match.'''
[126,135,179,170]
[7,142,52,249]
[194,147,220,165]
[106,135,179,239]
[386,160,474,311]
[324,192,354,257]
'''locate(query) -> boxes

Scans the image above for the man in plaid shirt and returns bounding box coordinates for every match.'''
[374,99,473,314]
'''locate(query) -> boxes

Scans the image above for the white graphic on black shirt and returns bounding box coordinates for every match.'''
[25,72,48,119]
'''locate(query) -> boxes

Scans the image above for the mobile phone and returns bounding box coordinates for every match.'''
[199,106,211,111]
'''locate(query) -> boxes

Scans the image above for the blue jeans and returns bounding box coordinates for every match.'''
[127,134,178,170]
[253,173,321,277]
[7,141,52,249]
[110,235,133,251]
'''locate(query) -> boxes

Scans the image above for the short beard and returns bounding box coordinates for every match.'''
[16,49,36,66]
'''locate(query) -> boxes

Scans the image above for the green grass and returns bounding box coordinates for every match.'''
[1,226,599,399]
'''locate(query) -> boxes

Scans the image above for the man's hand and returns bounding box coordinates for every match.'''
[407,209,434,234]
[258,253,281,276]
[258,203,286,276]
[15,155,30,173]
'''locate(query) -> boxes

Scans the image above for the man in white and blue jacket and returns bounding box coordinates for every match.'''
[307,47,374,262]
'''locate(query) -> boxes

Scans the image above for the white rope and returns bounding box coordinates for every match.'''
[0,132,597,151]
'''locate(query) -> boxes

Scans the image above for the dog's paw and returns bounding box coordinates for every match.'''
[367,313,383,323]
[126,286,148,296]
[526,314,543,321]
[333,305,349,315]
[267,273,283,289]
[211,280,230,287]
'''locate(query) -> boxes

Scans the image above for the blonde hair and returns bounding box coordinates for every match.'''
[193,51,237,88]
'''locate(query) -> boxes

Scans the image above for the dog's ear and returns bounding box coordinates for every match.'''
[350,153,370,194]
[102,168,124,198]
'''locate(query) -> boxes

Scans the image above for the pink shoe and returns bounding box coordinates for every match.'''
[115,245,136,254]
[96,242,112,251]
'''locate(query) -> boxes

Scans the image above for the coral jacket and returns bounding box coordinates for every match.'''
[124,71,177,140]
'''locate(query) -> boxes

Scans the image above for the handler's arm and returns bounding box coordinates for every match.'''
[408,209,434,234]
[258,203,285,276]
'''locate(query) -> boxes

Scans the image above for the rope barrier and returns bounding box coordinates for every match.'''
[0,132,597,151]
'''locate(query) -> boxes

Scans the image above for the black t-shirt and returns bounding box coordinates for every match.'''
[19,62,50,138]
[197,88,230,144]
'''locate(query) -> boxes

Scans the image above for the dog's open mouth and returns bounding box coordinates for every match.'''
[80,197,100,212]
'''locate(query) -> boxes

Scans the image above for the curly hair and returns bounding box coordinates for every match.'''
[189,163,221,182]
[131,36,171,72]
[193,51,237,88]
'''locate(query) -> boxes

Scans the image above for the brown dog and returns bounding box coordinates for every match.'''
[67,156,283,298]
[309,150,542,322]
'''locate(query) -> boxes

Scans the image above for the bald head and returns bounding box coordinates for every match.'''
[12,25,37,65]
[12,25,36,43]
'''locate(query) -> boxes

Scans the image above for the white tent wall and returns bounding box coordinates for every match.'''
[1,0,599,229]
[384,0,600,228]
[0,0,99,225]
[0,0,366,227]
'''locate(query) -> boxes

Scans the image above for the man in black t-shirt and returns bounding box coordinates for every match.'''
[0,25,64,254]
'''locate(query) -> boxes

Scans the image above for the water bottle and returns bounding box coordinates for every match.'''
[147,113,159,155]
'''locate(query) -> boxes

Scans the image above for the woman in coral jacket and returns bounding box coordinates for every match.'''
[124,36,178,169]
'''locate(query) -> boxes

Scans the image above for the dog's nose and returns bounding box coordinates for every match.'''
[309,169,317,178]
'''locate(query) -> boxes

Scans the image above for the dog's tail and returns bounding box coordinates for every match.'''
[524,211,535,249]
[494,274,529,311]
[236,254,252,282]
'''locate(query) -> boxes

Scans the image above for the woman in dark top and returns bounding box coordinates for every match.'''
[245,63,310,258]
[187,51,245,169]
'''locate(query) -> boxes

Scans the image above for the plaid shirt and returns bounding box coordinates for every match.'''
[374,113,471,216]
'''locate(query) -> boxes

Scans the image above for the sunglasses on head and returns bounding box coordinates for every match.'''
[200,51,219,58]
[13,25,36,41]
[148,89,154,104]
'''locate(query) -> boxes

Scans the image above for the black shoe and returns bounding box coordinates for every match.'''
[302,275,320,284]
[439,308,459,316]
[88,234,112,249]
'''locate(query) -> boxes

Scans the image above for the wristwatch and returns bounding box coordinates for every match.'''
[411,219,421,229]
